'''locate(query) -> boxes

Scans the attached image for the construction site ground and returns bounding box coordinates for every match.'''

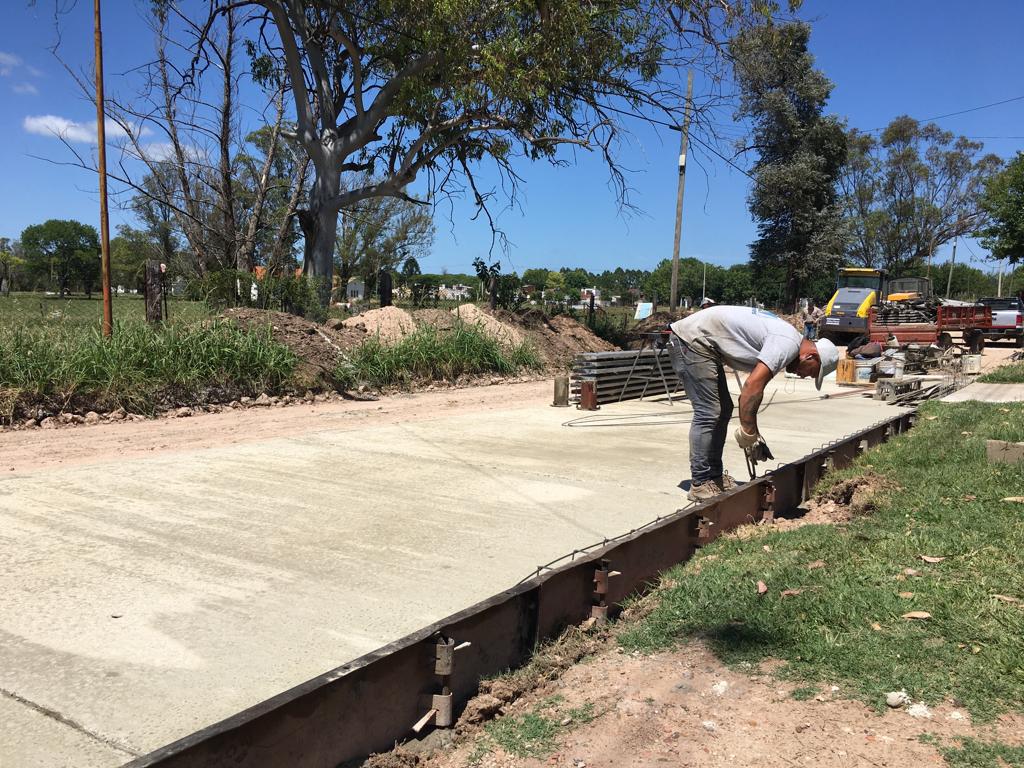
[0,345,1015,767]
[414,632,1024,768]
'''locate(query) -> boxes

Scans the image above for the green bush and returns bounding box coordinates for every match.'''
[336,323,542,389]
[188,269,329,322]
[0,320,297,415]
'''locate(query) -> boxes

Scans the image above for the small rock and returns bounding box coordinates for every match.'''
[304,391,315,402]
[128,414,146,422]
[560,716,572,726]
[701,720,717,733]
[228,400,241,409]
[906,703,932,719]
[711,680,729,696]
[947,710,966,721]
[85,411,101,424]
[795,723,811,733]
[22,418,38,429]
[110,408,126,421]
[324,318,345,330]
[885,691,911,708]
[253,393,273,406]
[175,407,192,418]
[39,417,58,429]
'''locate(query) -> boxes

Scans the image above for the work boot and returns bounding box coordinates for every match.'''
[719,472,738,491]
[687,479,723,503]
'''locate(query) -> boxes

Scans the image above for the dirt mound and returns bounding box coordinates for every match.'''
[222,308,364,384]
[412,308,456,331]
[343,306,416,344]
[492,308,617,367]
[774,471,887,530]
[633,309,692,335]
[451,303,525,348]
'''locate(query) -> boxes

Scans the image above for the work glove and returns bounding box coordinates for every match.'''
[734,427,759,449]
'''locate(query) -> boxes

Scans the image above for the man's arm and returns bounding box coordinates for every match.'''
[738,362,774,434]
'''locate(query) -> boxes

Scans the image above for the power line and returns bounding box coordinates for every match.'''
[866,94,1024,133]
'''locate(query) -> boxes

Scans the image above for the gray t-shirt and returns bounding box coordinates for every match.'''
[670,306,802,374]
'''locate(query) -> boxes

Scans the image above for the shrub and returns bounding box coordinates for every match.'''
[337,323,542,389]
[0,320,297,416]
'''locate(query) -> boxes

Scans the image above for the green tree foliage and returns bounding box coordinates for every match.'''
[20,220,100,297]
[719,264,754,304]
[841,119,1002,275]
[975,152,1024,262]
[731,22,847,309]
[0,238,23,296]
[521,268,549,291]
[560,267,594,299]
[335,186,435,294]
[109,225,158,289]
[544,270,567,299]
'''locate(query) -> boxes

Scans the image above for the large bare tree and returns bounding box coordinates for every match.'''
[160,0,788,303]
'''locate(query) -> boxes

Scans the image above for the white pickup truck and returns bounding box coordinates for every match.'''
[978,297,1024,346]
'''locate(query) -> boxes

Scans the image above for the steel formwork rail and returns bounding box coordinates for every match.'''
[127,410,914,768]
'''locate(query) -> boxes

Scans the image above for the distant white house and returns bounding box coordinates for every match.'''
[347,278,365,300]
[580,287,602,305]
[439,283,472,301]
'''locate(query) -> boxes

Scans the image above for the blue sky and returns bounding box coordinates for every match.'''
[1,0,1022,276]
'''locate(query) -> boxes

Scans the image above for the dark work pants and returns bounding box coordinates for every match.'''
[668,336,733,484]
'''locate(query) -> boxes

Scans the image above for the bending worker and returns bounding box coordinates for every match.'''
[668,305,839,502]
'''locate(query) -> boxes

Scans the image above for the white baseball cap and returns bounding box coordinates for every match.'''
[814,337,839,390]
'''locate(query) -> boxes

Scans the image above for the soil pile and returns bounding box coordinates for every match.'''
[451,303,525,348]
[632,309,692,335]
[411,308,457,331]
[494,308,616,367]
[342,305,416,344]
[222,307,364,383]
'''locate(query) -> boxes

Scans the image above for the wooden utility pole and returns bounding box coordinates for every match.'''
[94,0,113,336]
[945,237,958,298]
[669,70,693,312]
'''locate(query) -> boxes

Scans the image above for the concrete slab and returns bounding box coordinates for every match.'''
[942,382,1024,403]
[0,376,901,765]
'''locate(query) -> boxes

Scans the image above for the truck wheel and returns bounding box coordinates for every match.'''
[1015,334,1024,348]
[967,331,985,355]
[937,332,953,349]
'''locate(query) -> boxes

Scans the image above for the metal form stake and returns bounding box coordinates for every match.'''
[413,635,471,733]
[552,376,569,407]
[669,70,693,312]
[591,559,621,623]
[93,0,113,337]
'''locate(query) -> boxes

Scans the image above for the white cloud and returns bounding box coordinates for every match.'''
[23,114,147,143]
[0,51,21,77]
[13,82,38,96]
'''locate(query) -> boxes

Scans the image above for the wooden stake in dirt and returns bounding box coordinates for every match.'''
[669,70,693,313]
[93,0,114,337]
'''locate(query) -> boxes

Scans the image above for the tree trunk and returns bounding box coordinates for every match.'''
[300,170,340,306]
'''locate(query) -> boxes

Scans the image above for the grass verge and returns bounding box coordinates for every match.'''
[336,323,543,389]
[619,401,1024,721]
[470,697,596,763]
[0,320,297,416]
[934,737,1024,767]
[978,362,1024,383]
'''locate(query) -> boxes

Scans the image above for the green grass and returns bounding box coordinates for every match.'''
[978,362,1024,384]
[619,401,1024,721]
[470,698,597,763]
[0,320,297,416]
[337,323,543,389]
[936,737,1024,767]
[0,292,210,331]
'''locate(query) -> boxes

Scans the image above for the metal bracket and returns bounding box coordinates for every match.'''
[759,479,776,524]
[413,635,471,733]
[591,560,621,623]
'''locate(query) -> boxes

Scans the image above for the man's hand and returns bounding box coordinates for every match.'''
[735,426,759,449]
